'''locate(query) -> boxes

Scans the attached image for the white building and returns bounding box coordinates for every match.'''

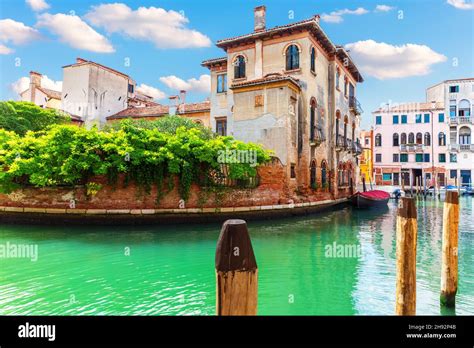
[426,78,474,185]
[61,58,137,128]
[373,77,474,187]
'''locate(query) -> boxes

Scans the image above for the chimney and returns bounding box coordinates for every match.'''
[313,14,320,24]
[178,90,186,114]
[76,57,88,64]
[169,95,179,115]
[29,71,42,102]
[254,6,266,32]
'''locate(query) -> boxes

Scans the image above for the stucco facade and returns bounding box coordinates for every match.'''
[202,6,363,196]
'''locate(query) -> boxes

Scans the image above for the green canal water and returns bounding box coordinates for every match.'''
[0,197,473,315]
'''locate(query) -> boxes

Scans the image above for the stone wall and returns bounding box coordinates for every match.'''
[0,159,344,210]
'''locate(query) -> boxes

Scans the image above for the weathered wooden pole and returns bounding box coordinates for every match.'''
[362,176,367,192]
[215,219,258,315]
[401,173,405,193]
[440,191,459,307]
[396,197,417,315]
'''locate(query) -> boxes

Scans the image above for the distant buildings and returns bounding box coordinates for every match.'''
[359,129,373,183]
[202,6,364,195]
[19,58,210,128]
[373,78,474,187]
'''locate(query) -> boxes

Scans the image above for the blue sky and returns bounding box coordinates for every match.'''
[0,0,473,129]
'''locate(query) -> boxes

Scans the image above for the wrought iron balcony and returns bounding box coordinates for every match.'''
[399,144,424,152]
[349,96,363,115]
[336,135,346,150]
[310,126,324,146]
[449,116,473,125]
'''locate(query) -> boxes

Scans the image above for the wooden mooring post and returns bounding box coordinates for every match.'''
[440,191,459,307]
[396,197,417,315]
[215,219,258,315]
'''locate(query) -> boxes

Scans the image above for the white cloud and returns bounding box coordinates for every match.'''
[0,19,41,53]
[344,40,447,79]
[0,44,13,55]
[375,4,395,12]
[159,74,210,93]
[36,13,114,53]
[11,75,62,97]
[26,0,50,11]
[136,83,166,100]
[321,7,369,23]
[447,0,474,10]
[84,3,211,49]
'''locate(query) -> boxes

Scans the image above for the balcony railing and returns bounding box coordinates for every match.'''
[449,116,473,125]
[310,126,324,146]
[399,144,423,152]
[336,135,346,150]
[349,96,363,115]
[449,144,474,152]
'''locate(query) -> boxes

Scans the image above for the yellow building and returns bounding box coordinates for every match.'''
[359,129,373,183]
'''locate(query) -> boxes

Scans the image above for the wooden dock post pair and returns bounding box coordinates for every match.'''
[395,192,459,315]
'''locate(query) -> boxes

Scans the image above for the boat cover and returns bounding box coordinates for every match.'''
[359,190,390,200]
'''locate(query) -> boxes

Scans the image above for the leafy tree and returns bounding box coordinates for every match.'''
[0,101,70,135]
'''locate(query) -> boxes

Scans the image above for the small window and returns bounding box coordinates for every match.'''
[376,116,382,125]
[438,113,445,122]
[375,133,382,146]
[449,85,459,93]
[234,56,246,79]
[393,133,399,146]
[400,154,408,162]
[438,132,446,146]
[424,154,430,162]
[393,115,399,124]
[335,67,340,89]
[393,154,399,162]
[375,154,382,162]
[415,114,422,123]
[216,118,227,136]
[450,169,457,179]
[401,115,407,124]
[438,153,446,163]
[424,113,430,123]
[310,47,316,72]
[285,45,300,71]
[217,74,227,93]
[290,164,296,178]
[128,84,134,93]
[382,173,392,181]
[416,153,423,162]
[450,153,457,163]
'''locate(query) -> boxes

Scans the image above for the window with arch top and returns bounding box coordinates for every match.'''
[285,44,300,70]
[310,47,316,72]
[234,55,246,79]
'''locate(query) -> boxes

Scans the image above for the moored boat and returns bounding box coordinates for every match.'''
[351,190,391,209]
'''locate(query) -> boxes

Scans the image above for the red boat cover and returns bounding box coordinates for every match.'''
[359,190,390,200]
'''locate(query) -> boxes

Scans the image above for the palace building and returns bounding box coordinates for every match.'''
[202,6,364,196]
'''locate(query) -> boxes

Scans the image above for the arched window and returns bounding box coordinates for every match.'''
[459,99,471,117]
[416,132,423,144]
[336,67,341,89]
[351,122,355,143]
[375,133,382,147]
[321,160,328,186]
[310,98,316,141]
[285,44,299,70]
[459,126,471,145]
[234,55,246,79]
[310,160,317,189]
[343,115,348,147]
[393,133,399,146]
[424,132,431,146]
[438,132,446,146]
[401,132,407,145]
[310,47,316,72]
[335,110,341,144]
[408,132,415,144]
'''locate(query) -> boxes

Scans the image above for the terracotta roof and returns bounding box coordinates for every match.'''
[63,58,131,80]
[177,101,210,114]
[216,16,334,54]
[372,101,445,113]
[37,87,62,100]
[59,110,84,123]
[230,73,300,90]
[107,105,170,120]
[201,57,227,67]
